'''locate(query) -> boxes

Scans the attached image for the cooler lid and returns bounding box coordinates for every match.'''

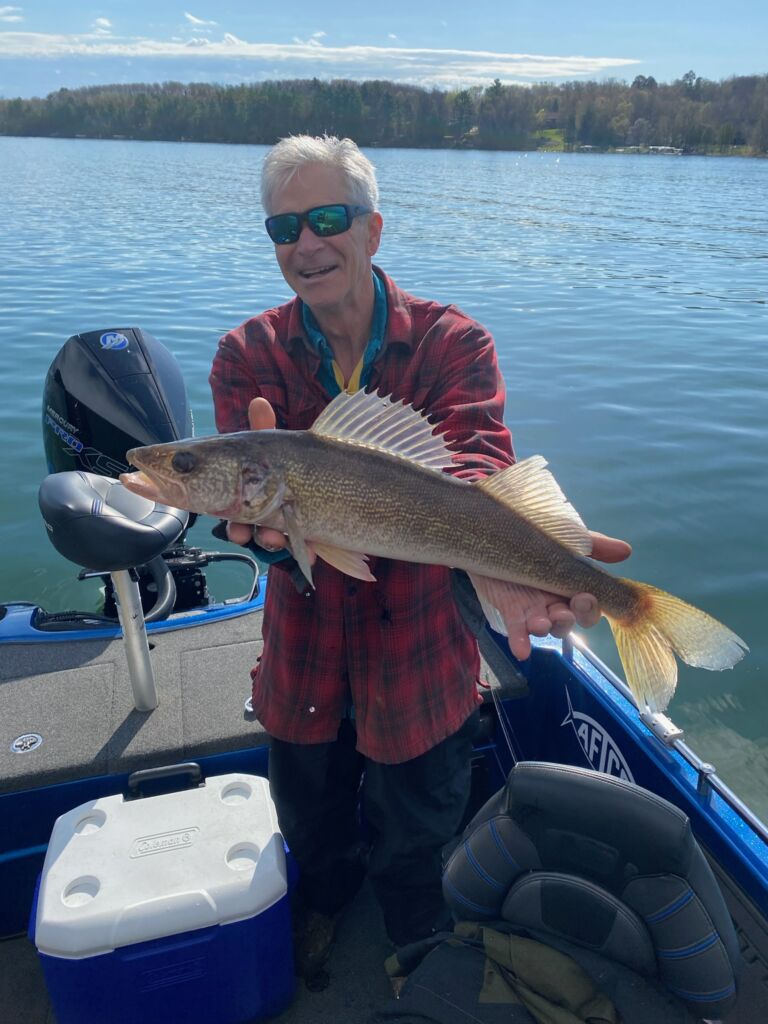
[34,774,287,958]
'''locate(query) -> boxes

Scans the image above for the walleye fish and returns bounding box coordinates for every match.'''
[120,389,747,712]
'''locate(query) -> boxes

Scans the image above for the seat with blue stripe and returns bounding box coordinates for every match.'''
[443,761,741,1021]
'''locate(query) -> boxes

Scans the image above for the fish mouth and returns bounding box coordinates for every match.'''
[119,469,166,502]
[120,458,189,509]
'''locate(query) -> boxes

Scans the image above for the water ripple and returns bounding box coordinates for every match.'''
[1,138,766,815]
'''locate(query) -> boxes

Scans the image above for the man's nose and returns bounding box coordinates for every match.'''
[294,222,322,251]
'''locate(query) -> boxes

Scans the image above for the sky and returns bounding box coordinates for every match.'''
[0,2,766,100]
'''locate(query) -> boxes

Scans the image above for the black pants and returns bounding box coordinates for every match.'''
[269,710,480,947]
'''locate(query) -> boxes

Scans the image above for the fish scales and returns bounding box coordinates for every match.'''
[266,431,637,619]
[121,390,747,712]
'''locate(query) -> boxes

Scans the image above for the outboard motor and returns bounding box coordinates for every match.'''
[42,327,192,478]
[41,328,207,616]
[36,328,258,627]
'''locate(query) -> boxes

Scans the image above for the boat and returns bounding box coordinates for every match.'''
[1,330,767,1022]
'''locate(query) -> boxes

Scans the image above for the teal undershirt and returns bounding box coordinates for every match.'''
[301,270,388,397]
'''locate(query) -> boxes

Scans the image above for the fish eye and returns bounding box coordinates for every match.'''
[171,450,197,474]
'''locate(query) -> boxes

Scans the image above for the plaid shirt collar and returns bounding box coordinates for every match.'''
[284,266,416,367]
[300,270,389,396]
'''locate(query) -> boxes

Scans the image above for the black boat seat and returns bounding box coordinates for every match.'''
[443,761,740,1021]
[38,471,188,573]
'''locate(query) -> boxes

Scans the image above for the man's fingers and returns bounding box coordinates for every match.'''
[506,622,533,661]
[248,397,277,431]
[256,526,289,552]
[589,531,632,563]
[526,614,554,637]
[546,602,577,639]
[226,521,254,546]
[570,593,601,628]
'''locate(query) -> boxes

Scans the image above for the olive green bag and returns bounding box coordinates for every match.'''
[369,922,693,1024]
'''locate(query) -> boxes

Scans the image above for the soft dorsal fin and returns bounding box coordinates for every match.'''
[477,456,592,556]
[310,389,456,472]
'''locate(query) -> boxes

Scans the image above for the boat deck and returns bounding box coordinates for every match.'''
[0,602,523,1023]
[0,608,270,795]
[2,606,767,1022]
[2,879,396,1024]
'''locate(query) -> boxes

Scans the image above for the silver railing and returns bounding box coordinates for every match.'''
[561,634,768,847]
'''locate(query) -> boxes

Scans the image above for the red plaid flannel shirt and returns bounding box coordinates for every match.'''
[209,267,515,764]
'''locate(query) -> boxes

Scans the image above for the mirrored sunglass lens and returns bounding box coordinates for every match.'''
[308,205,349,237]
[267,215,299,243]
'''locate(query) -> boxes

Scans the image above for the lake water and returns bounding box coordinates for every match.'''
[1,137,766,816]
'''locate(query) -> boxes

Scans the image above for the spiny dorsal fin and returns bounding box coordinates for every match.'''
[310,389,455,472]
[477,456,593,557]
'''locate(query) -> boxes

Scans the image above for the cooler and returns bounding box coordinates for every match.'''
[30,769,296,1024]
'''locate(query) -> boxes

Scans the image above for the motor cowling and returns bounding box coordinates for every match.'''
[42,327,193,477]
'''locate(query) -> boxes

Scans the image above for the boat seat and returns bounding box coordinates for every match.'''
[38,471,188,573]
[443,761,741,1021]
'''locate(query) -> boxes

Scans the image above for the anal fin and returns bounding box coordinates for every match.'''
[469,571,553,639]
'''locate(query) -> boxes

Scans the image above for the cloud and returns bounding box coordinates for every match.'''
[92,18,112,36]
[184,12,218,28]
[293,32,326,48]
[0,29,640,88]
[0,5,22,23]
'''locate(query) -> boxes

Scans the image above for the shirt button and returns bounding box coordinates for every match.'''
[308,706,316,713]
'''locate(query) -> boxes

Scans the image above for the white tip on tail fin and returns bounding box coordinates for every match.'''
[605,580,749,712]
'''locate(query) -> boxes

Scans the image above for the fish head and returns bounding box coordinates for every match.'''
[121,433,285,521]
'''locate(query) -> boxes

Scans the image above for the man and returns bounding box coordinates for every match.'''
[209,135,630,971]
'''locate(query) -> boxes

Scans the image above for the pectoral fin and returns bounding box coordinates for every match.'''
[282,503,314,588]
[313,543,377,582]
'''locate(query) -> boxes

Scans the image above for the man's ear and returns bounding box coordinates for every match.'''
[367,212,384,257]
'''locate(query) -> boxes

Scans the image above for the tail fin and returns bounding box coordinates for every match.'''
[604,580,748,712]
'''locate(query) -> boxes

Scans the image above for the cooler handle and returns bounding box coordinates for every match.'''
[125,761,204,800]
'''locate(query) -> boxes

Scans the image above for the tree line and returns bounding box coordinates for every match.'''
[1,72,766,154]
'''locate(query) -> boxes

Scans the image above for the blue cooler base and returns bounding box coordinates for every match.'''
[35,894,295,1024]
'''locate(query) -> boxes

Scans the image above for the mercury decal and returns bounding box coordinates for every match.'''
[44,414,83,453]
[561,687,635,782]
[99,330,129,350]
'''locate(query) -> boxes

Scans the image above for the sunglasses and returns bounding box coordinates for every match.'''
[265,204,372,245]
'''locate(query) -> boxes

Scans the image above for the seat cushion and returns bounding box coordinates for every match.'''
[502,871,656,976]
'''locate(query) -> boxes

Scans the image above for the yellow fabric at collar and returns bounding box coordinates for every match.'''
[332,356,365,394]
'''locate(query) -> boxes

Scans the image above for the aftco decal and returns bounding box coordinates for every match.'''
[561,688,635,782]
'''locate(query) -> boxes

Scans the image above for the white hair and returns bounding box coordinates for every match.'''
[261,135,379,216]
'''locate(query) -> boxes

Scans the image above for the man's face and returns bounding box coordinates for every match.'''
[270,163,383,316]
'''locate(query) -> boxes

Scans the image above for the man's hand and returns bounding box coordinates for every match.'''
[225,398,316,564]
[504,531,633,660]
